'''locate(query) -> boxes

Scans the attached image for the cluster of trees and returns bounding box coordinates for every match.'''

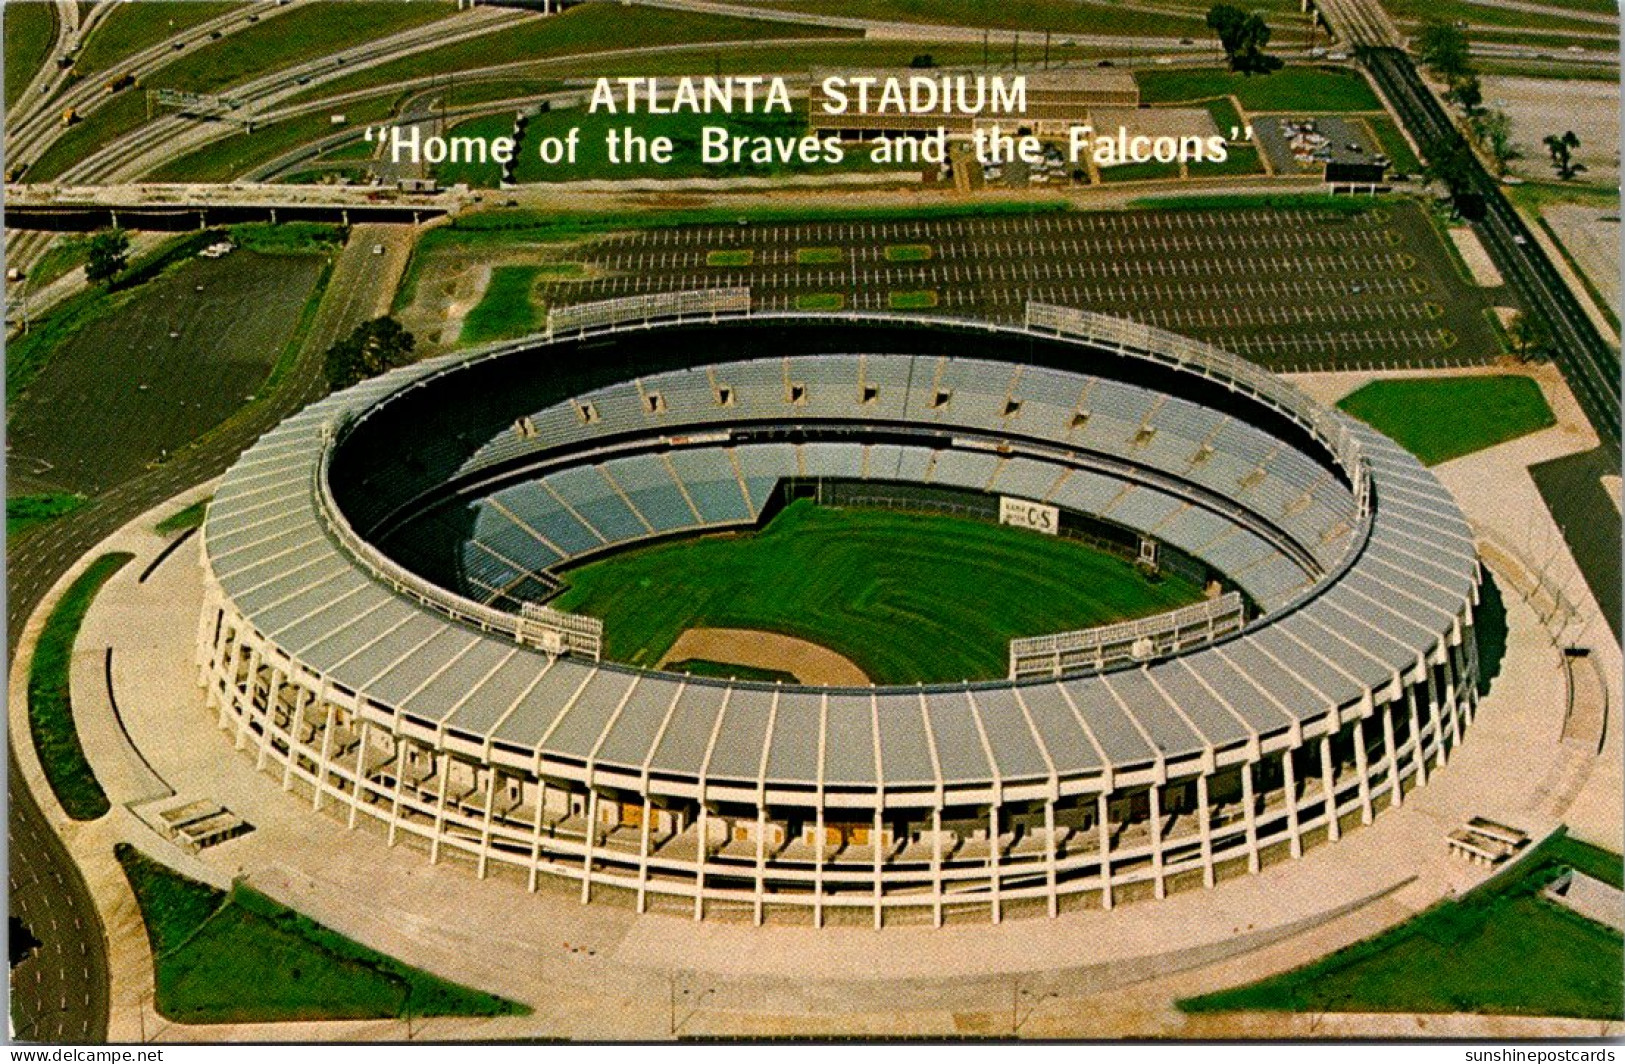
[323,316,416,391]
[1416,21,1523,179]
[1206,4,1283,75]
[84,228,130,286]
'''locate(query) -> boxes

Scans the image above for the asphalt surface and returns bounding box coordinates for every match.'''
[6,228,401,1043]
[1529,446,1622,644]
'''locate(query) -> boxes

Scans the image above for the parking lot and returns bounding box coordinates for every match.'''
[513,199,1501,372]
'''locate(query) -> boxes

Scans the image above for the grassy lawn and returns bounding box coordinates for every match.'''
[147,96,399,183]
[1179,832,1624,1019]
[1187,146,1266,178]
[145,2,454,97]
[1363,114,1422,175]
[797,247,844,265]
[29,236,93,289]
[665,659,798,684]
[551,500,1205,683]
[706,250,756,267]
[28,553,133,821]
[888,290,940,310]
[460,265,545,344]
[1137,66,1382,113]
[72,2,242,78]
[4,0,57,111]
[1099,160,1184,183]
[8,493,87,538]
[763,0,1211,38]
[155,499,210,536]
[1337,375,1555,465]
[114,844,526,1024]
[1128,192,1377,213]
[796,293,846,311]
[28,91,148,182]
[1385,0,1615,33]
[226,223,346,256]
[293,4,847,106]
[883,244,933,262]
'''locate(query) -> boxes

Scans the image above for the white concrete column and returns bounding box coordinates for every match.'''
[232,645,259,750]
[871,804,884,930]
[526,780,548,893]
[1320,735,1340,842]
[1148,784,1166,899]
[1282,749,1303,859]
[1352,718,1374,825]
[476,768,499,879]
[581,790,600,905]
[1241,760,1260,873]
[347,720,372,829]
[312,702,337,811]
[1044,800,1059,916]
[386,738,412,847]
[636,797,653,914]
[1196,773,1215,888]
[1096,791,1114,910]
[753,803,768,926]
[988,803,1002,924]
[1405,684,1429,786]
[255,663,284,771]
[931,807,945,927]
[693,804,710,922]
[814,806,826,929]
[428,753,453,864]
[1381,704,1403,808]
[280,682,306,789]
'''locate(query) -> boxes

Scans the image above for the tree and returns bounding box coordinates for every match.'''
[1416,20,1472,81]
[1445,73,1482,117]
[908,53,936,69]
[1206,4,1284,75]
[84,228,130,285]
[1543,130,1584,180]
[1507,311,1549,361]
[323,316,416,391]
[1420,135,1475,198]
[1474,109,1520,177]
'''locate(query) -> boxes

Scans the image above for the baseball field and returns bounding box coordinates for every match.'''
[549,499,1206,684]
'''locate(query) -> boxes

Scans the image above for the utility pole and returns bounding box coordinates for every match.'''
[1043,31,1051,70]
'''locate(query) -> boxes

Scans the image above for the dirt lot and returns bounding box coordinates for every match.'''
[1542,204,1620,315]
[7,250,326,496]
[1483,75,1620,186]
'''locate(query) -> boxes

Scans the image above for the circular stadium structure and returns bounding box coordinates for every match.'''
[197,294,1485,927]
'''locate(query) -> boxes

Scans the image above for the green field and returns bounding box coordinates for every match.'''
[550,500,1205,683]
[1337,375,1556,466]
[888,290,940,310]
[114,844,525,1024]
[1136,66,1383,113]
[762,0,1215,39]
[1099,159,1184,183]
[1363,114,1422,175]
[72,2,241,78]
[795,292,846,311]
[460,265,546,344]
[883,244,933,262]
[1179,832,1624,1019]
[147,95,399,183]
[28,553,133,821]
[155,499,210,536]
[8,493,86,538]
[707,250,756,267]
[1187,146,1266,178]
[4,0,56,111]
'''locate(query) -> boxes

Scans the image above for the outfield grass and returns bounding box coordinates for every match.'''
[1337,376,1555,466]
[72,2,241,78]
[114,844,525,1024]
[1136,66,1383,113]
[551,500,1205,683]
[460,265,545,344]
[706,250,756,267]
[1179,832,1624,1019]
[155,499,210,536]
[28,553,133,821]
[4,0,57,111]
[8,493,87,538]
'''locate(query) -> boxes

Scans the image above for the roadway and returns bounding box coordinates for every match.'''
[6,227,406,1043]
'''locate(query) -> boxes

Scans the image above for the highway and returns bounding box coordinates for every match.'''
[6,227,405,1043]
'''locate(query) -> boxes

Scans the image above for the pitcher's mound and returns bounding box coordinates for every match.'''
[656,628,870,686]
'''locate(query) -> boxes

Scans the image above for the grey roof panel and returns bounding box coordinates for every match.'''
[823,693,877,787]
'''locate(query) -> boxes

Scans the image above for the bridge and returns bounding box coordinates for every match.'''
[3,183,462,231]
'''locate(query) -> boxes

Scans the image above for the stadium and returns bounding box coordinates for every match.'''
[197,292,1485,928]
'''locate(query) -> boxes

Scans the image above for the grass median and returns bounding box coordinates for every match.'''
[28,553,134,821]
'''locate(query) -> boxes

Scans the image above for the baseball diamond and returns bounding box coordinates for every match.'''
[196,298,1484,928]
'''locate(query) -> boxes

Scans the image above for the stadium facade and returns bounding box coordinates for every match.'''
[197,298,1484,927]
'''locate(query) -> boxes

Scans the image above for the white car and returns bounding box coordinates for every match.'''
[371,243,385,255]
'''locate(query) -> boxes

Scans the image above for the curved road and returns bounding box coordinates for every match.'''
[8,228,401,1043]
